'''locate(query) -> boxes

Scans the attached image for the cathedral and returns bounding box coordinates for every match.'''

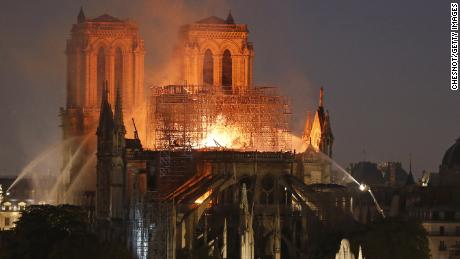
[60,8,145,204]
[60,9,348,259]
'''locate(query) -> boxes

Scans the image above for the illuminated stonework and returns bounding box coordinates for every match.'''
[66,9,145,112]
[176,12,254,92]
[303,87,334,157]
[59,8,145,204]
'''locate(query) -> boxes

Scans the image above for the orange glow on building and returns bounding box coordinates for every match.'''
[199,114,248,149]
[194,190,212,204]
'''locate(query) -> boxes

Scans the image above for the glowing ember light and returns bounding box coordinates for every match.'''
[195,190,212,204]
[199,115,248,149]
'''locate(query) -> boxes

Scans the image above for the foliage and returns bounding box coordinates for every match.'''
[306,218,430,259]
[0,205,133,259]
[353,218,430,259]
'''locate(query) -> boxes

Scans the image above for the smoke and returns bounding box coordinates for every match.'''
[0,0,230,174]
[128,0,230,85]
[113,0,230,140]
[2,0,451,176]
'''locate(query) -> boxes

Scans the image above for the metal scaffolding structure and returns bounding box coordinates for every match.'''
[146,85,292,151]
[131,191,175,259]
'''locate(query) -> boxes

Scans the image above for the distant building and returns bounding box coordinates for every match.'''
[403,137,460,259]
[439,138,460,186]
[349,161,384,187]
[378,162,409,187]
[348,161,410,188]
[406,186,460,259]
[0,185,28,231]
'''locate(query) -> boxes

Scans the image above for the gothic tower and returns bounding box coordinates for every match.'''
[60,8,144,204]
[96,82,125,221]
[303,87,334,157]
[176,11,254,92]
[65,8,144,113]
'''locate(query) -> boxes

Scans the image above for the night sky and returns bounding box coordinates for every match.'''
[0,0,457,178]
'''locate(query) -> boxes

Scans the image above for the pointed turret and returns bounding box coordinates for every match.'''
[114,83,126,134]
[240,183,254,259]
[307,86,334,156]
[226,10,235,24]
[303,111,312,142]
[358,245,364,259]
[321,110,334,157]
[323,110,333,136]
[77,7,86,24]
[222,217,228,259]
[405,154,415,186]
[274,196,281,259]
[113,83,126,155]
[240,183,249,222]
[95,81,113,219]
[319,86,324,107]
[97,81,114,140]
[316,87,326,127]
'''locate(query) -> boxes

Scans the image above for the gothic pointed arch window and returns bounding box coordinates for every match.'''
[114,48,123,93]
[222,49,232,88]
[97,47,106,105]
[203,49,213,85]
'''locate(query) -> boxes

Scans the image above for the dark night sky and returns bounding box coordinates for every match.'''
[0,0,457,178]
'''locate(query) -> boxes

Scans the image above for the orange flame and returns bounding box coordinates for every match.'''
[199,114,249,149]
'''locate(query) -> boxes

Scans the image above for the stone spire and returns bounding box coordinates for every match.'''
[323,111,332,135]
[274,197,281,259]
[319,86,324,107]
[114,83,125,134]
[113,83,126,155]
[240,183,254,259]
[406,153,415,186]
[77,7,86,24]
[97,81,114,140]
[226,10,235,24]
[95,81,113,220]
[222,217,228,259]
[321,110,334,157]
[358,246,364,259]
[303,111,312,142]
[335,239,355,259]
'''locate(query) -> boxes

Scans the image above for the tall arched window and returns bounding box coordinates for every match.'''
[222,49,232,88]
[114,48,123,92]
[97,47,106,105]
[203,49,213,85]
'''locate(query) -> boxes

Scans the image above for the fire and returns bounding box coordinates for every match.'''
[195,190,212,204]
[199,114,249,149]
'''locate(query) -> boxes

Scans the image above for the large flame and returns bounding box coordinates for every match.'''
[199,114,249,149]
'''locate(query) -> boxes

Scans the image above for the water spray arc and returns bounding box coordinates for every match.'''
[48,134,93,203]
[7,137,78,194]
[314,150,386,218]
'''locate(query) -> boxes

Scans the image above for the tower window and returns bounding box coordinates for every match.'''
[222,49,232,88]
[203,49,213,85]
[97,47,106,105]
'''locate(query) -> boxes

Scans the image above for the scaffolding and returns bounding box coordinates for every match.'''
[131,191,175,259]
[146,85,292,151]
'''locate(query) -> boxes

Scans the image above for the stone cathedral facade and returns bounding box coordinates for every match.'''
[175,12,254,92]
[60,8,144,204]
[61,9,348,259]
